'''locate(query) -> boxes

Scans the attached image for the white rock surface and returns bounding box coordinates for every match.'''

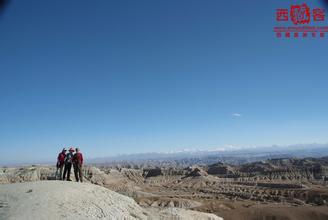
[0,181,148,220]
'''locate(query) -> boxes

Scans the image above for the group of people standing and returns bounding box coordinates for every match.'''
[56,147,84,182]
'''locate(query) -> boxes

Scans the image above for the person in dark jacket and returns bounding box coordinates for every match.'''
[73,147,84,182]
[56,148,66,180]
[63,147,74,181]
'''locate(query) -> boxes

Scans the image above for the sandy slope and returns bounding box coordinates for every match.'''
[0,181,222,220]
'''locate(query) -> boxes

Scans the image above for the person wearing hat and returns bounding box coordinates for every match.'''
[55,148,66,180]
[63,147,75,181]
[73,147,84,182]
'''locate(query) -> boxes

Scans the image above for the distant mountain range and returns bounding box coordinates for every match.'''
[88,143,328,166]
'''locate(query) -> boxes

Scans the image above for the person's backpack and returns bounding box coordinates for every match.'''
[57,153,65,163]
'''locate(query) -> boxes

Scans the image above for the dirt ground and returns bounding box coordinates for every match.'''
[193,200,328,220]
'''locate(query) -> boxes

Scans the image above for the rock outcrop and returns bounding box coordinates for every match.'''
[0,167,54,184]
[0,181,148,220]
[0,181,223,220]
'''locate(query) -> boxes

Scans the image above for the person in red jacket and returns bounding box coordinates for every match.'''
[56,148,66,180]
[73,147,84,182]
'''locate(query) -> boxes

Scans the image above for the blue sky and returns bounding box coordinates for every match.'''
[1,0,328,164]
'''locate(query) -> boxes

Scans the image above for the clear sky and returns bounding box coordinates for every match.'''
[0,0,328,164]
